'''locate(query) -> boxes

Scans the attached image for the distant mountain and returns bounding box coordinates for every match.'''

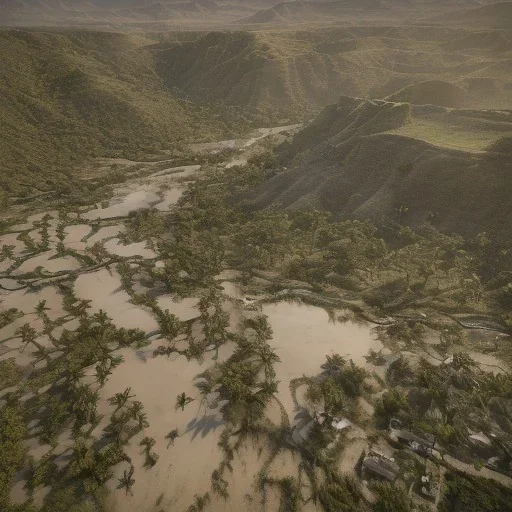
[426,1,512,29]
[0,0,271,25]
[155,26,512,118]
[235,0,500,25]
[244,95,512,236]
[237,0,387,25]
[0,0,503,25]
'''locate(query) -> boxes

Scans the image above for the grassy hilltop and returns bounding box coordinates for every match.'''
[245,96,512,237]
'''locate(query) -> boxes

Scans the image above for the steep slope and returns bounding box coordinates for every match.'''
[386,80,466,108]
[154,26,512,118]
[0,0,272,25]
[237,0,385,25]
[0,29,233,201]
[236,0,500,26]
[427,2,512,29]
[245,96,512,237]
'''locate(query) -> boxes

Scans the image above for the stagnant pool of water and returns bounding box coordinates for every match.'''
[262,302,382,418]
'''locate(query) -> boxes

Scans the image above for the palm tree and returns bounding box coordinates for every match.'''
[386,355,413,385]
[176,392,195,411]
[87,242,109,263]
[198,286,222,317]
[56,222,66,242]
[35,300,50,318]
[72,385,99,427]
[166,429,179,447]
[40,215,51,249]
[95,360,112,387]
[92,309,111,328]
[108,387,134,412]
[16,323,46,356]
[104,418,126,446]
[255,344,280,380]
[1,244,15,261]
[73,299,91,319]
[136,411,149,431]
[254,380,278,403]
[140,436,156,451]
[117,465,135,495]
[140,436,159,468]
[66,366,86,387]
[56,241,66,257]
[129,400,143,418]
[117,261,135,292]
[129,401,149,430]
[69,438,95,477]
[323,353,346,375]
[41,314,55,341]
[322,377,344,414]
[157,310,183,340]
[365,348,386,366]
[202,306,230,348]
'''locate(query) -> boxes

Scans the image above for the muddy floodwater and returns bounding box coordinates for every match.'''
[96,296,380,512]
[262,302,382,417]
[5,123,509,511]
[99,347,228,512]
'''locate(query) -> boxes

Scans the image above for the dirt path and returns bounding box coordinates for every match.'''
[444,454,512,487]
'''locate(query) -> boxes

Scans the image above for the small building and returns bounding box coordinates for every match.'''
[292,419,316,446]
[314,411,352,432]
[419,474,439,502]
[468,431,492,448]
[362,455,400,482]
[331,418,352,431]
[393,429,435,457]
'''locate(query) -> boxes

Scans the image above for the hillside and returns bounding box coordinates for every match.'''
[0,29,239,202]
[0,0,503,27]
[427,1,512,29]
[3,23,512,204]
[244,96,512,237]
[0,0,273,26]
[385,80,466,108]
[155,26,512,117]
[236,0,502,26]
[236,0,386,25]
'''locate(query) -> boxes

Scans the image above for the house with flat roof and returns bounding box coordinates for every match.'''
[361,455,400,482]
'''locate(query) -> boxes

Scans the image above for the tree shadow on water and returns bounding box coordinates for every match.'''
[186,414,224,441]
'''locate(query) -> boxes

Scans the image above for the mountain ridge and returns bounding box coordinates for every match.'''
[0,29,241,201]
[244,96,512,237]
[0,0,505,26]
[154,27,512,116]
